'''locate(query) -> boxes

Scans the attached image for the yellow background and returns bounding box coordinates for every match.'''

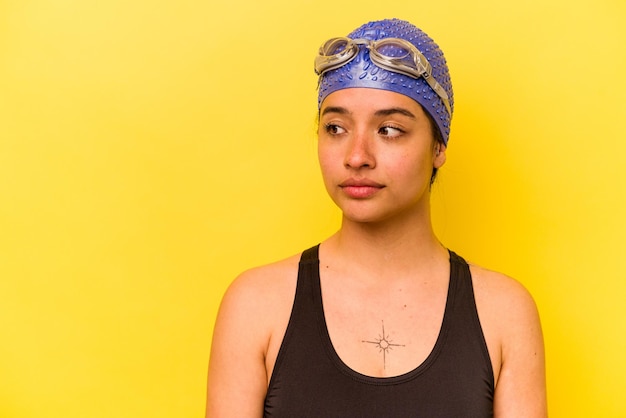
[1,0,625,416]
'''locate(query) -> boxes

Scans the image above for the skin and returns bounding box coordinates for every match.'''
[206,88,547,417]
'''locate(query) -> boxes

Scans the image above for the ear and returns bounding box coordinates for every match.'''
[434,143,447,168]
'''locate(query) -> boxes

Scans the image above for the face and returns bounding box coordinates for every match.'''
[317,88,446,224]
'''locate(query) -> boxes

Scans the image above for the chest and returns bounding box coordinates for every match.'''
[319,275,448,378]
[263,250,495,417]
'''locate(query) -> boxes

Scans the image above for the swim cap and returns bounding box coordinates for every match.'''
[317,18,454,145]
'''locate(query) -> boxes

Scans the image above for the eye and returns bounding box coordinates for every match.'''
[324,123,347,136]
[379,125,404,138]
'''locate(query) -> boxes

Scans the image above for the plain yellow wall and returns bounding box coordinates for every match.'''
[1,0,625,416]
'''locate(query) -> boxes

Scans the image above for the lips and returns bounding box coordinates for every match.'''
[339,178,385,199]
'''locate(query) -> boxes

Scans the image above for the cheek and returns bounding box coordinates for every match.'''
[317,136,341,162]
[387,152,432,182]
[317,144,336,180]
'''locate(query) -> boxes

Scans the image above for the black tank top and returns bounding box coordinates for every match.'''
[264,245,494,417]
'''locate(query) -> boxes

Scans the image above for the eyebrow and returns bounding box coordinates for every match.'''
[320,106,350,117]
[320,106,416,119]
[374,107,416,119]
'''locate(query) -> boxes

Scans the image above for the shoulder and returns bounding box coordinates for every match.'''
[467,261,546,415]
[206,251,305,416]
[218,252,302,332]
[468,263,541,335]
[213,250,305,357]
[465,261,547,415]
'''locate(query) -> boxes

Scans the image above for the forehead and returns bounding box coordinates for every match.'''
[320,88,425,117]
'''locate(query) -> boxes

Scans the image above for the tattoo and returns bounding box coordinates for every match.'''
[362,321,405,369]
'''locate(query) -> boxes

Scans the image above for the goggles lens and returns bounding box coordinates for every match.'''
[315,37,359,74]
[315,37,451,116]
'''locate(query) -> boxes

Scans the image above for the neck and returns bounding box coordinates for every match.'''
[322,207,447,279]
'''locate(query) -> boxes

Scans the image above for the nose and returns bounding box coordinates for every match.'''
[344,132,375,169]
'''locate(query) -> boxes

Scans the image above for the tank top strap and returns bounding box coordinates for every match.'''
[446,249,494,382]
[294,244,322,311]
[447,250,473,300]
[446,249,473,315]
[448,250,468,274]
[268,244,322,393]
[299,244,320,264]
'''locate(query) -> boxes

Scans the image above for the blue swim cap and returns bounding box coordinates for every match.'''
[317,19,454,145]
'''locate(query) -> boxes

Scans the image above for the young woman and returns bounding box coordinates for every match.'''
[206,18,546,417]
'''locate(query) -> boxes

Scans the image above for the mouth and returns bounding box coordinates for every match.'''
[339,179,385,199]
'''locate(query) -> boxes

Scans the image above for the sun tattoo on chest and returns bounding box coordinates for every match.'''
[362,320,405,369]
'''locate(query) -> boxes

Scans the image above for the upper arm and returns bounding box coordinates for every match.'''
[206,271,271,418]
[482,272,547,418]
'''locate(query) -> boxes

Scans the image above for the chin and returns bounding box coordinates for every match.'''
[340,207,395,225]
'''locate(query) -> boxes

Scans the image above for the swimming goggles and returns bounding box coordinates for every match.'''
[314,37,451,116]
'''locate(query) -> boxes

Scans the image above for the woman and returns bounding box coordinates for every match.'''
[206,18,546,417]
